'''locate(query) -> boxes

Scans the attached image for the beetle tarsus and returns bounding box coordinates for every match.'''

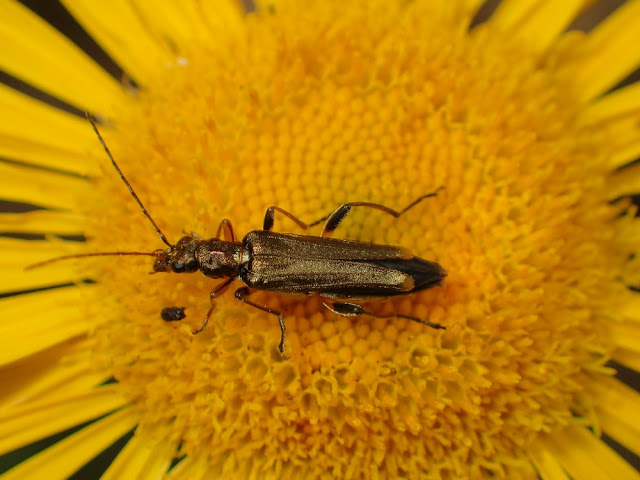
[324,301,445,330]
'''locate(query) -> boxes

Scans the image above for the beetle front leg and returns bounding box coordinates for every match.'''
[214,219,235,241]
[193,277,235,334]
[322,301,445,330]
[234,287,289,359]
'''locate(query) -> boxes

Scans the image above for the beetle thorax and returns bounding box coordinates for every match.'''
[195,238,242,278]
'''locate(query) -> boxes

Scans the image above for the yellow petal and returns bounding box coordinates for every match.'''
[0,134,97,177]
[60,0,173,84]
[607,137,640,171]
[590,376,640,458]
[0,385,127,455]
[528,444,571,480]
[545,426,640,480]
[572,0,640,102]
[419,0,488,28]
[192,0,247,37]
[165,456,209,480]
[540,429,619,480]
[597,407,640,459]
[608,161,640,200]
[0,161,90,210]
[618,295,640,322]
[0,339,82,404]
[0,238,85,293]
[0,0,127,115]
[0,287,96,365]
[611,347,640,373]
[607,322,640,353]
[0,210,85,235]
[582,82,640,125]
[493,0,593,53]
[0,84,99,175]
[0,337,108,408]
[129,1,217,45]
[593,376,640,421]
[101,429,176,480]
[1,408,137,480]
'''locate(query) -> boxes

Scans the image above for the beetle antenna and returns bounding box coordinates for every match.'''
[86,112,173,248]
[25,251,161,270]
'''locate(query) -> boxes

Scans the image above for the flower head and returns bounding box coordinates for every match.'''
[1,1,640,479]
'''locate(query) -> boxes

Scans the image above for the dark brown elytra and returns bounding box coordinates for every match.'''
[30,114,447,359]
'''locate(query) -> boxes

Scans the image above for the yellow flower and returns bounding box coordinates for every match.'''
[1,0,639,478]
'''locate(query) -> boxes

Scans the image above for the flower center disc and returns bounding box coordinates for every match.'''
[82,3,622,478]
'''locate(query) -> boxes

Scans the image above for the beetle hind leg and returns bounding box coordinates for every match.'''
[234,287,289,359]
[323,301,445,330]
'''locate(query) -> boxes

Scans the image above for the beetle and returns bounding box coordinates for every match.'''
[30,114,447,359]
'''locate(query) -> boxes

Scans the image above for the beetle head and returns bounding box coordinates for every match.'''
[153,236,199,273]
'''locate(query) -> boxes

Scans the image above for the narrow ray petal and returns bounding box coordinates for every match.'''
[545,427,640,480]
[60,0,174,84]
[0,286,100,365]
[591,376,640,453]
[0,84,95,157]
[406,0,487,29]
[611,347,640,372]
[582,82,640,125]
[0,340,109,408]
[492,0,592,53]
[607,137,640,170]
[587,375,640,457]
[0,238,86,293]
[0,385,128,455]
[130,1,216,45]
[618,295,640,322]
[607,322,640,354]
[528,444,570,480]
[189,0,246,37]
[607,161,640,200]
[101,429,176,480]
[0,161,90,210]
[0,0,127,114]
[0,84,99,175]
[0,134,97,177]
[597,407,640,458]
[0,308,88,366]
[0,338,85,404]
[540,431,614,480]
[572,0,640,102]
[165,456,209,480]
[580,109,640,169]
[0,210,84,236]
[1,408,137,480]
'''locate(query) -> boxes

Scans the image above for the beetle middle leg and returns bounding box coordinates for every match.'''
[322,301,445,330]
[193,277,235,334]
[263,188,443,235]
[234,286,289,359]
